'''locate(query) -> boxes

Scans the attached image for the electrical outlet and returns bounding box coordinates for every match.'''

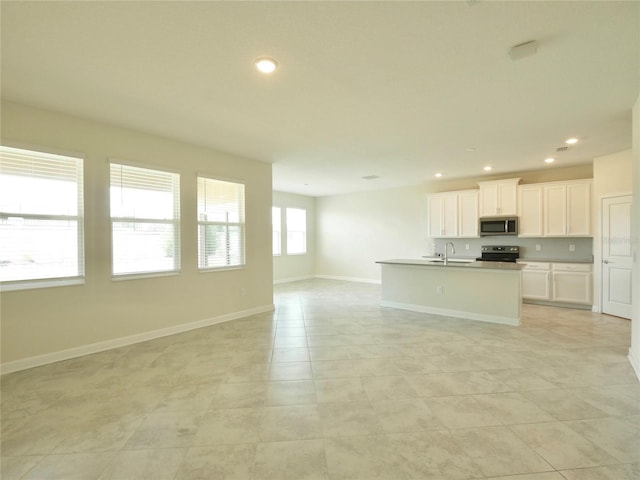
[465,244,470,250]
[535,244,541,251]
[436,285,443,295]
[569,244,575,252]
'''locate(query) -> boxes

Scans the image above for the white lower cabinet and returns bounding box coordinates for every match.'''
[551,263,592,305]
[521,263,551,300]
[519,261,592,305]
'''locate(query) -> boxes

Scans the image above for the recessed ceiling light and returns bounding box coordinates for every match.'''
[544,157,555,164]
[255,57,279,74]
[483,166,492,172]
[434,173,443,178]
[565,138,579,144]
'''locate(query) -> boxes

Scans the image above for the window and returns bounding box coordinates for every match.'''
[286,208,307,255]
[272,206,281,256]
[0,145,84,287]
[110,163,180,276]
[197,176,245,269]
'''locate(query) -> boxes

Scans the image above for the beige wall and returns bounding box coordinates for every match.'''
[0,101,274,370]
[592,149,633,312]
[631,93,640,380]
[426,164,593,194]
[272,191,316,283]
[316,185,427,282]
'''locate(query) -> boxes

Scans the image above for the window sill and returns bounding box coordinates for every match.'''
[112,271,180,282]
[199,265,246,273]
[1,277,85,292]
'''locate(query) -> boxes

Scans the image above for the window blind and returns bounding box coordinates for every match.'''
[0,145,84,284]
[110,163,180,276]
[197,176,245,269]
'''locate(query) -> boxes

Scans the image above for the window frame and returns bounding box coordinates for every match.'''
[109,160,181,279]
[0,144,85,291]
[197,174,246,271]
[272,206,282,256]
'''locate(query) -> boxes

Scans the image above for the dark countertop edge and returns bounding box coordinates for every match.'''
[377,259,522,271]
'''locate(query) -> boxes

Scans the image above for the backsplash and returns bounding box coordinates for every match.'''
[429,236,593,262]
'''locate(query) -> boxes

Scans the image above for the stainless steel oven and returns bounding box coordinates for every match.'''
[476,245,520,263]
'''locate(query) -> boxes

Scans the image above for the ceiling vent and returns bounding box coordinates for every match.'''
[362,175,380,180]
[509,40,538,61]
[556,146,569,152]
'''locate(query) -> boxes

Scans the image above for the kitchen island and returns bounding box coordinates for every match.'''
[376,259,522,326]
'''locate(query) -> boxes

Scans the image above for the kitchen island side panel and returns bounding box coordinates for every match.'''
[380,264,521,326]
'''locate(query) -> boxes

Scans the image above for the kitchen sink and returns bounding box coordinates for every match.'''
[423,257,476,264]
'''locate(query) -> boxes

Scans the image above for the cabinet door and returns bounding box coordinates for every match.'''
[498,182,518,216]
[543,185,567,236]
[427,194,443,237]
[518,185,543,236]
[458,191,478,237]
[442,193,458,237]
[522,270,551,300]
[552,272,592,304]
[479,183,499,217]
[566,182,591,236]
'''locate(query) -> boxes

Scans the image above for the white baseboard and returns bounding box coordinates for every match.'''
[0,304,275,375]
[380,300,520,327]
[274,274,381,285]
[314,274,381,285]
[629,347,640,382]
[273,275,315,285]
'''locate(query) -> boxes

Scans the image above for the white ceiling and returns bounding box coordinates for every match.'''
[1,1,638,196]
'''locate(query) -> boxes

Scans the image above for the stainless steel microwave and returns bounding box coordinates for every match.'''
[479,216,518,236]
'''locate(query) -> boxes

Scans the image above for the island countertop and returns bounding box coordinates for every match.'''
[376,258,522,271]
[377,259,522,326]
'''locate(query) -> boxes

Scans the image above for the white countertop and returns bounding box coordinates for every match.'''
[376,258,522,271]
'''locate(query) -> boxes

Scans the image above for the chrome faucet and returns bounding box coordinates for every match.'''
[444,242,455,265]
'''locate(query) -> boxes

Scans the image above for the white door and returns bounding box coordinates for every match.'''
[602,195,633,319]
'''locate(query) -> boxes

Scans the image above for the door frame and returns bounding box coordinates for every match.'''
[596,192,633,314]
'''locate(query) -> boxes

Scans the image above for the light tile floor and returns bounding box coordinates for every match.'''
[1,278,639,479]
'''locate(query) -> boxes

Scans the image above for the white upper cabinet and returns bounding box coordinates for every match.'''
[518,184,544,237]
[478,178,520,216]
[543,184,567,236]
[427,192,457,237]
[542,180,592,237]
[457,190,479,237]
[430,178,591,239]
[566,181,591,236]
[427,190,478,238]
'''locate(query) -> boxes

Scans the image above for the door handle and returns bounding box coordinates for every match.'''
[603,260,610,264]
